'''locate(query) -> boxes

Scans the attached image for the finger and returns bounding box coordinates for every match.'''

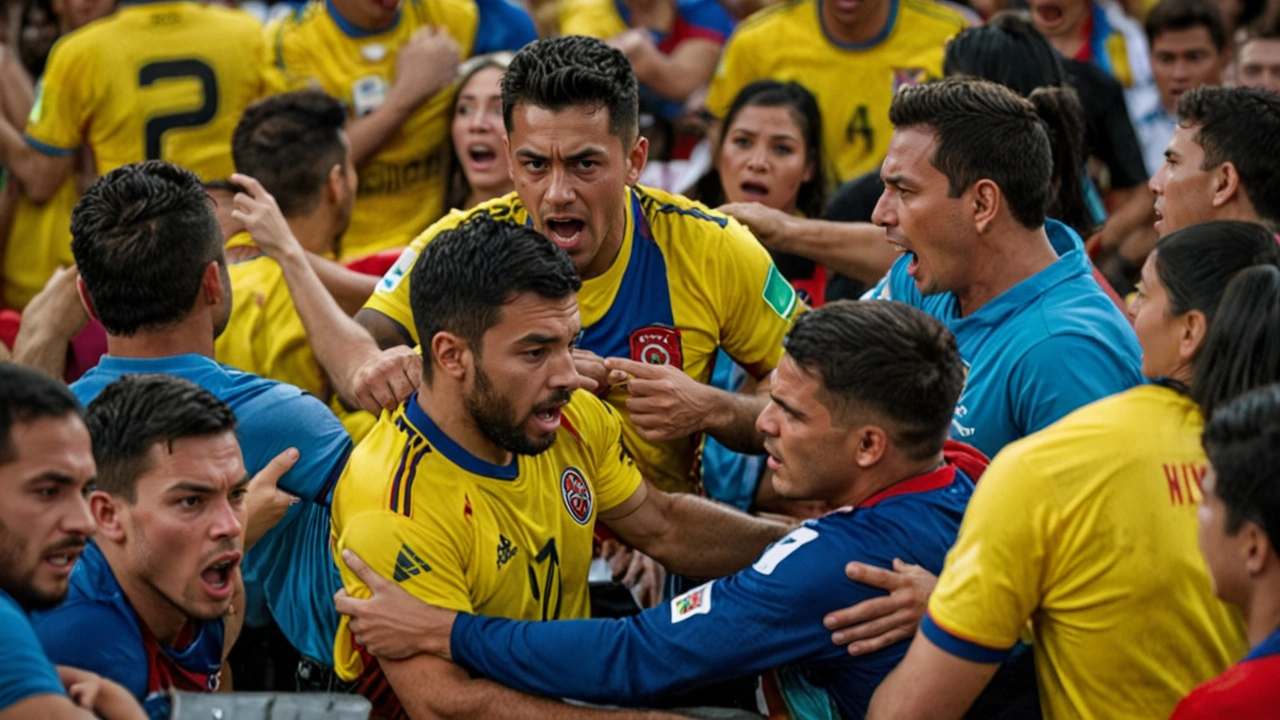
[831,607,915,646]
[623,395,666,417]
[846,625,914,657]
[356,384,386,416]
[845,561,906,591]
[333,589,362,617]
[254,448,299,488]
[621,554,645,587]
[229,173,266,198]
[823,593,901,631]
[892,557,923,573]
[341,548,389,589]
[607,369,629,385]
[576,375,601,393]
[603,357,667,379]
[623,377,669,398]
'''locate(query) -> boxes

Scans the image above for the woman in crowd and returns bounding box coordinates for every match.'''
[446,53,515,212]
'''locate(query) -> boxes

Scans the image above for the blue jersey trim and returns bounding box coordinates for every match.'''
[326,0,400,38]
[1245,626,1280,662]
[402,392,519,480]
[817,0,898,50]
[24,135,77,157]
[920,613,1013,664]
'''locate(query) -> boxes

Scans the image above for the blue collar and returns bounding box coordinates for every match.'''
[1246,626,1280,662]
[326,0,401,38]
[403,393,519,481]
[96,353,216,374]
[952,220,1090,327]
[817,0,898,50]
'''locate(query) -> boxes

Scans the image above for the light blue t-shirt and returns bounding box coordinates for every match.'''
[0,587,65,711]
[865,220,1143,458]
[72,354,351,665]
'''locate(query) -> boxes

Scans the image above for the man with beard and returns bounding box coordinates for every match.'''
[0,362,145,720]
[30,375,262,719]
[330,214,790,720]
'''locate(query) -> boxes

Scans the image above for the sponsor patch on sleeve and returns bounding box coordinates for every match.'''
[752,526,820,576]
[670,581,714,624]
[377,248,418,294]
[762,264,798,319]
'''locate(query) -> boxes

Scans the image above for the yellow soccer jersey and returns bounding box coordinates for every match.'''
[2,180,77,310]
[331,390,642,681]
[557,0,627,38]
[271,0,479,261]
[363,186,800,493]
[24,1,275,180]
[215,232,328,401]
[925,385,1247,720]
[706,0,965,182]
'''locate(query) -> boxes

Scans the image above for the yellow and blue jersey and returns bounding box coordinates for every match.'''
[364,186,800,493]
[24,1,275,180]
[331,390,643,687]
[706,0,965,182]
[270,0,479,260]
[925,385,1247,720]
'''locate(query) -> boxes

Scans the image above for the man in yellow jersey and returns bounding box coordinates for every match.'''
[705,0,967,182]
[331,214,790,719]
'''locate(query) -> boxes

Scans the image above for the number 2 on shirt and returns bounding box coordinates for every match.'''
[138,59,218,161]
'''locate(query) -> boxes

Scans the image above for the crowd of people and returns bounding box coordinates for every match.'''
[0,0,1279,717]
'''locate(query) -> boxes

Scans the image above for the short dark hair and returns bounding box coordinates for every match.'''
[410,214,581,382]
[501,36,639,142]
[1203,384,1280,552]
[944,12,1068,96]
[232,90,348,217]
[71,161,224,336]
[1155,220,1280,324]
[84,374,238,503]
[1176,87,1280,230]
[0,363,83,465]
[1145,0,1228,51]
[1241,15,1280,44]
[783,301,965,460]
[1192,265,1280,421]
[889,77,1053,230]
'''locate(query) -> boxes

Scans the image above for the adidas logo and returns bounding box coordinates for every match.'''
[393,544,431,582]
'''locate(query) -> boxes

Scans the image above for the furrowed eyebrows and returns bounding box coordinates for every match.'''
[769,393,804,418]
[24,471,79,487]
[518,332,565,345]
[566,147,606,162]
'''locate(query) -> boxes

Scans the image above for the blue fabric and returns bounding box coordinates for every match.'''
[700,350,763,511]
[450,468,975,719]
[1246,627,1280,662]
[474,0,538,54]
[863,220,1142,458]
[0,588,65,711]
[71,354,350,664]
[30,543,223,719]
[920,613,1014,664]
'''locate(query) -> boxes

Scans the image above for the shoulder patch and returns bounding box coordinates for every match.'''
[377,248,418,294]
[670,581,714,623]
[762,264,798,319]
[752,526,819,575]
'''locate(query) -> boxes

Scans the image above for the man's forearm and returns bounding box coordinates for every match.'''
[623,492,791,578]
[702,386,767,454]
[772,218,895,286]
[346,97,416,167]
[0,120,70,203]
[12,322,70,379]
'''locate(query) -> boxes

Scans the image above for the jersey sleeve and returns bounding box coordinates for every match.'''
[29,600,148,701]
[0,603,66,710]
[23,39,91,155]
[335,510,474,614]
[707,218,800,379]
[449,524,850,703]
[569,393,643,513]
[924,447,1053,663]
[1007,333,1140,438]
[704,26,759,119]
[236,387,353,506]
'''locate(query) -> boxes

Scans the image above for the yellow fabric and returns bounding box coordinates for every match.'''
[2,179,77,310]
[25,1,275,180]
[331,390,642,680]
[270,0,479,261]
[1104,31,1134,88]
[362,186,799,492]
[557,0,627,38]
[706,0,964,181]
[215,232,328,400]
[928,385,1247,720]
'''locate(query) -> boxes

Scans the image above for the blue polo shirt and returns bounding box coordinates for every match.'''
[864,220,1142,457]
[71,354,350,665]
[0,588,65,712]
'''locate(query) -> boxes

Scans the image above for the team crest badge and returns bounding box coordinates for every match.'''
[892,67,929,93]
[670,582,714,623]
[629,325,684,369]
[560,467,593,525]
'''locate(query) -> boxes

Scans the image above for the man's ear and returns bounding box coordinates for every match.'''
[90,491,126,543]
[200,261,224,306]
[625,135,649,186]
[326,164,344,206]
[431,331,472,382]
[76,276,99,322]
[1211,161,1242,210]
[971,179,1000,234]
[852,425,888,469]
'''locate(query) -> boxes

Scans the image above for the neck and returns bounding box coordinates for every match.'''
[823,0,893,46]
[284,212,338,257]
[415,383,513,466]
[830,451,945,509]
[1242,575,1280,648]
[97,540,189,646]
[329,0,396,32]
[955,224,1058,317]
[105,314,217,361]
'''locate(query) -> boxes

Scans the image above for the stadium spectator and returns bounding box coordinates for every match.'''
[1150,86,1280,236]
[869,220,1280,720]
[329,214,790,719]
[0,362,145,720]
[66,161,354,693]
[1172,380,1280,718]
[1236,19,1280,92]
[30,374,286,718]
[269,0,533,260]
[705,0,967,184]
[446,54,515,212]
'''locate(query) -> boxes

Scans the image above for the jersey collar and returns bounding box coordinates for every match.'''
[326,0,402,38]
[858,463,956,509]
[403,392,520,480]
[817,0,899,51]
[96,354,215,375]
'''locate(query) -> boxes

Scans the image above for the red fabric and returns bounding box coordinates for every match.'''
[943,440,990,483]
[1170,655,1280,720]
[1073,10,1094,62]
[0,309,19,351]
[792,266,827,309]
[344,248,406,277]
[1090,264,1129,318]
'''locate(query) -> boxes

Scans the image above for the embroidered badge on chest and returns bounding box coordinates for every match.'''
[560,467,593,525]
[629,325,683,369]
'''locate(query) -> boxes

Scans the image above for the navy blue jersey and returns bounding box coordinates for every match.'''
[450,452,982,719]
[0,587,65,712]
[72,353,351,664]
[30,543,223,719]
